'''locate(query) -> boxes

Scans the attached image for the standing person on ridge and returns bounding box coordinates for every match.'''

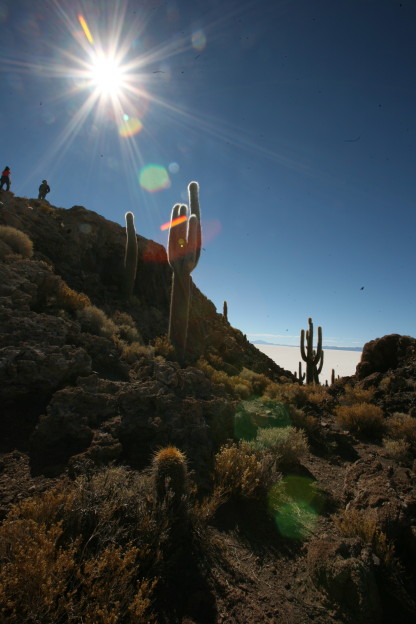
[0,166,11,191]
[38,179,50,200]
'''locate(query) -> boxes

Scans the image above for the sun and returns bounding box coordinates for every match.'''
[89,52,125,97]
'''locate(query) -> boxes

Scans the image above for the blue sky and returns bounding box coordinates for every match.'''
[1,0,415,348]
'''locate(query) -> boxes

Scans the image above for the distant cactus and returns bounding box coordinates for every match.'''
[167,181,201,360]
[153,446,188,509]
[223,300,228,322]
[300,317,324,384]
[331,368,335,385]
[122,211,138,299]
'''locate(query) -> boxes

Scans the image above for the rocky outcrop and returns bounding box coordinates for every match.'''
[307,537,382,623]
[356,334,416,380]
[0,196,288,477]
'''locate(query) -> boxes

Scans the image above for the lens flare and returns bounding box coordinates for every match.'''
[160,215,187,231]
[192,29,207,51]
[78,14,93,44]
[168,162,180,174]
[118,116,143,137]
[234,398,291,441]
[139,164,170,192]
[268,476,325,540]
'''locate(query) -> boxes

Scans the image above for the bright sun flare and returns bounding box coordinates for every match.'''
[89,53,125,96]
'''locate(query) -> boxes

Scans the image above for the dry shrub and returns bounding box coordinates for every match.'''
[112,311,142,343]
[383,438,411,461]
[379,376,392,391]
[335,508,395,568]
[196,357,252,398]
[264,381,308,407]
[301,384,330,405]
[153,334,175,359]
[121,341,155,363]
[239,367,269,394]
[385,412,416,446]
[288,406,320,434]
[214,442,277,499]
[56,281,91,311]
[0,468,158,623]
[334,402,384,435]
[339,384,375,406]
[0,225,33,259]
[249,426,309,466]
[77,305,118,338]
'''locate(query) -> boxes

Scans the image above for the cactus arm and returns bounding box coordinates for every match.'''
[313,326,323,365]
[300,329,307,361]
[188,181,201,266]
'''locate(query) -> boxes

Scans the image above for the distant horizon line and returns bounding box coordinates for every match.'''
[252,341,363,352]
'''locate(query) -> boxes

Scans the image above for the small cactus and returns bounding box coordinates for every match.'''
[331,368,335,385]
[167,181,201,360]
[123,211,138,299]
[223,300,228,322]
[300,317,324,384]
[153,446,188,509]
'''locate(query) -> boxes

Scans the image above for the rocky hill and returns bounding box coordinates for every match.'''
[0,191,415,624]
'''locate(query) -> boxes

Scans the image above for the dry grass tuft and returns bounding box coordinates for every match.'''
[338,384,375,406]
[196,357,252,398]
[214,441,278,500]
[334,402,384,435]
[0,225,33,259]
[56,281,91,311]
[153,335,175,359]
[249,426,309,467]
[77,305,118,338]
[382,438,411,461]
[0,468,158,623]
[334,507,395,568]
[385,412,416,446]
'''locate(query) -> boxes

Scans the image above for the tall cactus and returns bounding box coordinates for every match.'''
[167,181,201,360]
[123,211,138,299]
[223,300,228,322]
[300,317,324,384]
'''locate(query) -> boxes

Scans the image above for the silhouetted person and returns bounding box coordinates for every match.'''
[0,166,11,191]
[38,179,50,200]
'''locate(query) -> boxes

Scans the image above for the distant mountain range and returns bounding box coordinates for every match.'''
[253,340,362,352]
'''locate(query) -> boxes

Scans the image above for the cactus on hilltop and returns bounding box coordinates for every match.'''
[122,211,138,299]
[167,181,201,360]
[223,300,228,322]
[300,317,324,384]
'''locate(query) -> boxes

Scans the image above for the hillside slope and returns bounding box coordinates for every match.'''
[0,192,415,624]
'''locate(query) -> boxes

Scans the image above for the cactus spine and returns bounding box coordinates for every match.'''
[123,211,138,299]
[223,300,228,322]
[153,446,188,509]
[300,317,324,384]
[167,181,201,360]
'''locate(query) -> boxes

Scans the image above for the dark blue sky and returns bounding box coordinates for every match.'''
[1,0,415,347]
